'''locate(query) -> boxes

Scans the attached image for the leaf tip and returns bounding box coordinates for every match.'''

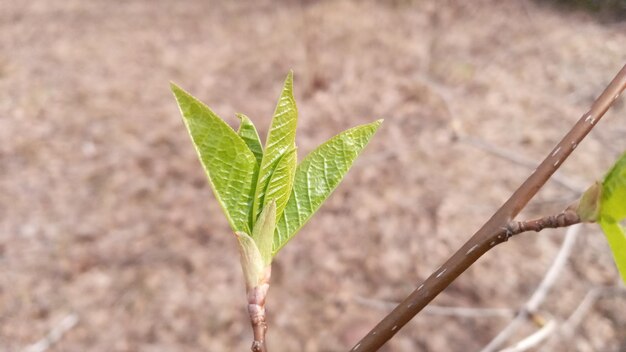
[169,82,192,107]
[284,70,294,89]
[169,81,183,95]
[366,119,383,133]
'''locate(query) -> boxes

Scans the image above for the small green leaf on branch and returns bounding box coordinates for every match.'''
[171,83,257,233]
[253,72,298,224]
[599,152,626,282]
[273,119,383,254]
[237,113,264,166]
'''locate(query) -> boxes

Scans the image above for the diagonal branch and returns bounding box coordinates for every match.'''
[353,296,515,319]
[351,64,626,351]
[460,136,583,192]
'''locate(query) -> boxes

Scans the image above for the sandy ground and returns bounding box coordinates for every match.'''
[1,1,625,351]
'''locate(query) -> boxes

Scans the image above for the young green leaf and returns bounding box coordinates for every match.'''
[273,119,383,254]
[235,231,266,289]
[237,113,264,166]
[601,152,626,221]
[264,147,297,219]
[599,151,626,282]
[171,83,257,233]
[252,200,277,266]
[599,221,626,282]
[253,72,297,223]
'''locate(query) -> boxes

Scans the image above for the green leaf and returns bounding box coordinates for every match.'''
[601,152,626,222]
[235,231,266,288]
[263,147,297,220]
[599,221,626,282]
[252,200,277,266]
[237,113,263,166]
[171,83,257,233]
[273,119,383,254]
[253,72,298,223]
[599,151,626,282]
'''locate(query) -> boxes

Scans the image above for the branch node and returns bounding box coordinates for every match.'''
[503,224,516,240]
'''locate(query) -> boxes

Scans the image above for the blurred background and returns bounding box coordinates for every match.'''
[1,1,625,351]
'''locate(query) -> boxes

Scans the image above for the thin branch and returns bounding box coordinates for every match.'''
[248,267,271,352]
[505,210,580,239]
[499,320,557,352]
[480,224,581,352]
[429,67,583,194]
[423,305,513,319]
[23,313,79,352]
[354,296,514,319]
[351,64,626,352]
[460,136,583,192]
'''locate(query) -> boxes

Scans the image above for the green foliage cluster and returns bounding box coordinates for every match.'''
[171,70,625,287]
[171,72,381,287]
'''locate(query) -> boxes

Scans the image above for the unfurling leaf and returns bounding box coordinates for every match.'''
[264,148,297,220]
[599,151,626,283]
[237,113,264,166]
[273,119,383,254]
[253,72,297,224]
[253,200,277,266]
[235,232,266,289]
[171,84,257,233]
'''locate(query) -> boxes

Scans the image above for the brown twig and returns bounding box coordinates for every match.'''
[248,267,271,352]
[459,136,583,192]
[353,296,515,319]
[351,64,626,351]
[504,209,580,237]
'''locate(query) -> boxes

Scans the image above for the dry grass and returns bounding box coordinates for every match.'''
[0,0,625,351]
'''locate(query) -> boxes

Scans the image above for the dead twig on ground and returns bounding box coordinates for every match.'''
[480,224,581,352]
[500,320,557,352]
[23,313,79,352]
[560,285,626,338]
